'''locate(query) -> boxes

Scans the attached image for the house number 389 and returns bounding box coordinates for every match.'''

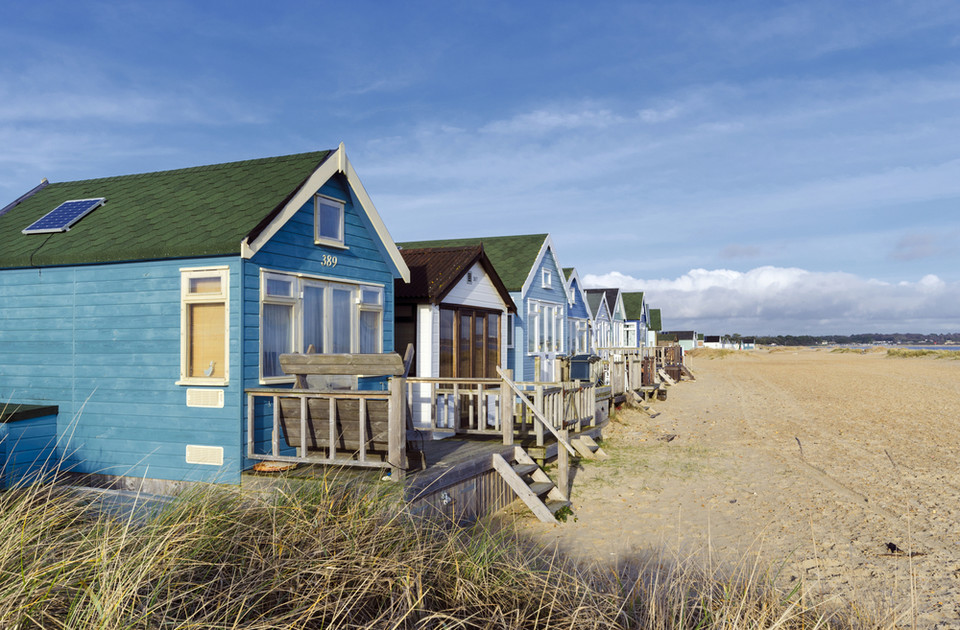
[321,254,338,267]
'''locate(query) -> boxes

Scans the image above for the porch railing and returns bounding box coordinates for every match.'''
[246,376,406,475]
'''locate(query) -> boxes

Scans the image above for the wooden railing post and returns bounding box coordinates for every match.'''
[500,369,514,445]
[534,385,545,447]
[388,376,407,479]
[558,428,570,500]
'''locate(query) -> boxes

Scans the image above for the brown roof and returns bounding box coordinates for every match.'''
[396,245,516,311]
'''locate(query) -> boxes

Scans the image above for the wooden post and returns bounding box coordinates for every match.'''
[271,395,280,458]
[535,385,545,448]
[388,376,407,479]
[501,369,514,445]
[299,395,308,459]
[558,429,570,500]
[246,393,255,459]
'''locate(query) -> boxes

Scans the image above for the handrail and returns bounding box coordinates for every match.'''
[497,367,577,456]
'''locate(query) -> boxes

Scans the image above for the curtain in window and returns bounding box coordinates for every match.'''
[439,309,454,377]
[188,303,224,378]
[359,310,380,353]
[262,303,293,377]
[331,288,352,353]
[302,285,325,353]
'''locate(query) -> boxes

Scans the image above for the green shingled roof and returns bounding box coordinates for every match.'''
[0,151,331,269]
[397,233,547,292]
[621,291,645,320]
[649,308,662,331]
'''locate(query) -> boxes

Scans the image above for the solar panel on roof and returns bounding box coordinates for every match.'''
[22,197,105,234]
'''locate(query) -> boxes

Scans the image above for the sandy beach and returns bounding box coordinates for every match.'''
[510,349,960,627]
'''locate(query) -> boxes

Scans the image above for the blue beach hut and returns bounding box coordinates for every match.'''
[0,145,409,489]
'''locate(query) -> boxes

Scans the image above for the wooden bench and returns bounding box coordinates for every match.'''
[275,353,408,467]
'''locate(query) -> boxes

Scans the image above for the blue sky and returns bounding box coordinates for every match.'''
[2,1,959,335]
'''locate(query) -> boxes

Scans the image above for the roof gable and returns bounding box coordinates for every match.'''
[584,289,609,321]
[396,245,515,311]
[398,233,547,292]
[649,308,662,331]
[621,292,646,320]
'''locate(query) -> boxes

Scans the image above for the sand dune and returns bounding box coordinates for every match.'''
[514,348,960,626]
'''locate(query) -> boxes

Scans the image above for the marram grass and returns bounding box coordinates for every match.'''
[0,474,900,629]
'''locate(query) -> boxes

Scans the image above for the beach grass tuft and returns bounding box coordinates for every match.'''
[0,473,899,629]
[886,348,960,359]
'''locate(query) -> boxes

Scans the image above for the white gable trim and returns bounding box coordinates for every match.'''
[240,143,410,282]
[564,268,585,307]
[609,291,626,321]
[519,234,564,298]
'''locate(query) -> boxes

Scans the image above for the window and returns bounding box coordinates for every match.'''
[527,300,564,354]
[541,268,552,289]
[506,313,514,348]
[314,195,345,247]
[260,270,383,382]
[569,318,590,355]
[438,306,500,378]
[180,267,229,385]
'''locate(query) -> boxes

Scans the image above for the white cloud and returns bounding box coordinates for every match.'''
[480,106,625,135]
[583,267,960,335]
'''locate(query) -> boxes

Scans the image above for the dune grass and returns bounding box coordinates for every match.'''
[0,472,900,629]
[885,348,960,359]
[685,348,737,360]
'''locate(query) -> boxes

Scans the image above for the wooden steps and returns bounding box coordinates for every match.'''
[571,434,608,460]
[492,447,570,524]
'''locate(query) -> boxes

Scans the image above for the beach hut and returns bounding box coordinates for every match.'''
[399,234,567,382]
[703,335,723,349]
[663,331,698,353]
[393,245,516,428]
[584,289,613,355]
[647,308,662,346]
[562,268,593,356]
[621,291,648,349]
[0,146,410,489]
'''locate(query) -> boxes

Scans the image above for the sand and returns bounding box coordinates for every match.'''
[510,348,960,626]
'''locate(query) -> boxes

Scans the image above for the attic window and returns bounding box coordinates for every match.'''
[466,271,475,284]
[541,268,552,289]
[314,194,345,247]
[22,197,105,234]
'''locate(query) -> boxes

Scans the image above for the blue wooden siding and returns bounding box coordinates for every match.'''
[0,257,244,484]
[243,175,399,463]
[0,412,57,489]
[508,244,566,382]
[567,278,590,320]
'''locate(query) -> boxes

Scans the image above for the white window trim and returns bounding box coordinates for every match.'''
[526,299,564,355]
[177,266,230,386]
[258,268,384,384]
[506,313,515,348]
[314,194,348,249]
[541,268,552,289]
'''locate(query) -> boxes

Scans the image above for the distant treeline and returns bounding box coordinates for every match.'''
[746,333,960,346]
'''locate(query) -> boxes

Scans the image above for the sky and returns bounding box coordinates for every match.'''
[2,1,959,335]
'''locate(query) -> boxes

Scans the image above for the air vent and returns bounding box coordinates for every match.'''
[185,445,224,466]
[186,388,224,408]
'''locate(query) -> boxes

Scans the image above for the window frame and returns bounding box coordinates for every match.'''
[178,266,230,386]
[313,194,347,248]
[258,269,384,384]
[541,268,552,289]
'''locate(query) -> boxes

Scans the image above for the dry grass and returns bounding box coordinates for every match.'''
[686,348,737,360]
[885,348,960,359]
[0,473,901,629]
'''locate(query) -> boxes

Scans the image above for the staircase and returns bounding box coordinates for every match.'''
[492,447,571,523]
